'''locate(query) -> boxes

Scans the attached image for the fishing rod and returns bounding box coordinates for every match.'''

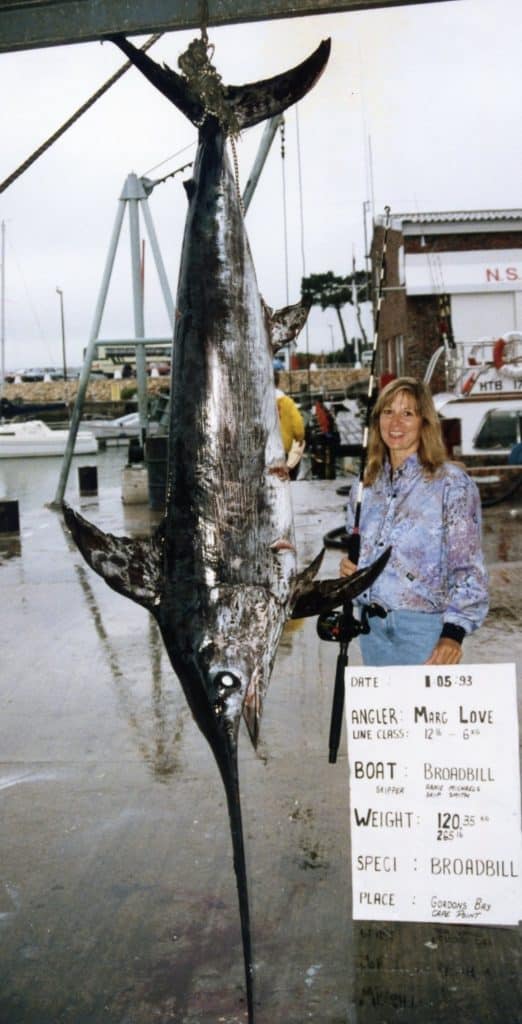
[318,206,392,764]
[348,205,391,554]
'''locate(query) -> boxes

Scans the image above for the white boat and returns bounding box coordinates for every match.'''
[83,412,162,443]
[433,333,522,456]
[430,332,522,504]
[81,394,170,444]
[0,419,98,458]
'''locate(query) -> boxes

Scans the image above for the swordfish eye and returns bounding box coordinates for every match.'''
[211,670,244,721]
[214,671,241,695]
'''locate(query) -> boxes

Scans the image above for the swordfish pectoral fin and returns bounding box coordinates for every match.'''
[292,548,325,594]
[63,503,163,613]
[291,547,391,619]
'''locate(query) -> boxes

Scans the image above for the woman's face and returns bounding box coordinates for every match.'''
[379,390,422,468]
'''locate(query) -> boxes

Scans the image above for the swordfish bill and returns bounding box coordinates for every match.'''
[63,33,390,1023]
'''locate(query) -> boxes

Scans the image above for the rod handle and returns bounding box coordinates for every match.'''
[328,644,348,764]
[346,532,361,565]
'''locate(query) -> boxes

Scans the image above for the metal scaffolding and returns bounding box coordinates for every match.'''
[52,172,175,506]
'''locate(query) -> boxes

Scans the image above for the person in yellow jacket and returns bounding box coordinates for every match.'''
[274,371,305,479]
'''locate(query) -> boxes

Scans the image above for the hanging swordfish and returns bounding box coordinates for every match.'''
[64,34,389,1023]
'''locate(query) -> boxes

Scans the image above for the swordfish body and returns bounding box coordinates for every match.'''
[63,34,390,1023]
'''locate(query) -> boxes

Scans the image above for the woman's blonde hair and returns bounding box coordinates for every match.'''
[364,377,447,485]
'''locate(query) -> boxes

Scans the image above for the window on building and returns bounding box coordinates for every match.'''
[395,335,405,375]
[382,335,405,377]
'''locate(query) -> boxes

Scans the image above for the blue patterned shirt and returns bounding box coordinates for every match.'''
[345,455,489,634]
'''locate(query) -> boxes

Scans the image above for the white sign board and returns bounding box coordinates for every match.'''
[345,664,522,926]
[405,249,522,295]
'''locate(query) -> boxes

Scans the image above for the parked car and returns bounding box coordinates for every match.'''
[17,367,64,381]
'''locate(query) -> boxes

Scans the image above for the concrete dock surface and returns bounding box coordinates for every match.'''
[0,455,521,1023]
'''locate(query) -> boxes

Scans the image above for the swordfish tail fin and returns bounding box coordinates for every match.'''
[62,503,163,612]
[224,38,331,131]
[110,34,331,133]
[110,34,206,125]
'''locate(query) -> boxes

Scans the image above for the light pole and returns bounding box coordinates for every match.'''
[56,287,67,381]
[328,323,335,361]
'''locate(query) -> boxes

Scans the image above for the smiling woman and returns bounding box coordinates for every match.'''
[378,391,422,468]
[340,377,489,667]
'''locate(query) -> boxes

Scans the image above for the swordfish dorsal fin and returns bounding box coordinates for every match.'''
[63,503,163,612]
[110,34,331,133]
[264,298,311,351]
[291,547,392,619]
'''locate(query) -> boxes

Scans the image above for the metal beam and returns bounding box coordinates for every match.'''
[0,0,460,54]
[242,115,283,214]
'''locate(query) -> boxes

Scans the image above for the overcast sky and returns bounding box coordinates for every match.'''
[0,0,520,370]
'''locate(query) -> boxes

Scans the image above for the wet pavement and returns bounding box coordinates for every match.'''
[0,452,521,1023]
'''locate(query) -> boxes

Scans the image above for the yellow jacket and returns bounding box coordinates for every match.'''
[276,392,305,454]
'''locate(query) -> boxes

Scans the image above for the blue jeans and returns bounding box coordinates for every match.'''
[359,609,443,666]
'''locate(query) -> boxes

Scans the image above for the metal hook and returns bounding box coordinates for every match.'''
[200,0,209,44]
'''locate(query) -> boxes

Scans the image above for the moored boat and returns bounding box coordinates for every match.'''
[82,412,163,444]
[432,332,522,504]
[81,393,170,444]
[0,396,69,422]
[0,419,97,458]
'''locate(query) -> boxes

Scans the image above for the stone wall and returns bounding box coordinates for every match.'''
[2,369,368,406]
[1,377,170,405]
[277,367,368,397]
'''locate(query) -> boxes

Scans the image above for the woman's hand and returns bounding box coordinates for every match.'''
[424,638,462,665]
[340,556,357,577]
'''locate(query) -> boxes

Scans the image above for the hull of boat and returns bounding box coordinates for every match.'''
[0,441,97,457]
[0,421,97,458]
[463,462,522,506]
[82,416,162,443]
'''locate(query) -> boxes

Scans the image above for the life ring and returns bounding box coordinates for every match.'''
[461,371,477,395]
[494,333,522,379]
[467,340,490,366]
[498,361,522,381]
[493,337,506,369]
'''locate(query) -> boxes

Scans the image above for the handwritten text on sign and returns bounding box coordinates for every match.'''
[345,664,521,926]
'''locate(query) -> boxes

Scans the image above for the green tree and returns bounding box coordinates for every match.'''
[301,270,370,355]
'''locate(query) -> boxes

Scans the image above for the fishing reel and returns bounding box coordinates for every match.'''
[317,601,387,644]
[317,603,365,644]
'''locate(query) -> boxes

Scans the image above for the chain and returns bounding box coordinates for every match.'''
[177,1,239,137]
[279,118,286,160]
[200,0,209,45]
[229,137,245,217]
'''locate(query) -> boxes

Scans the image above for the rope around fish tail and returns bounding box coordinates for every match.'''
[326,206,392,764]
